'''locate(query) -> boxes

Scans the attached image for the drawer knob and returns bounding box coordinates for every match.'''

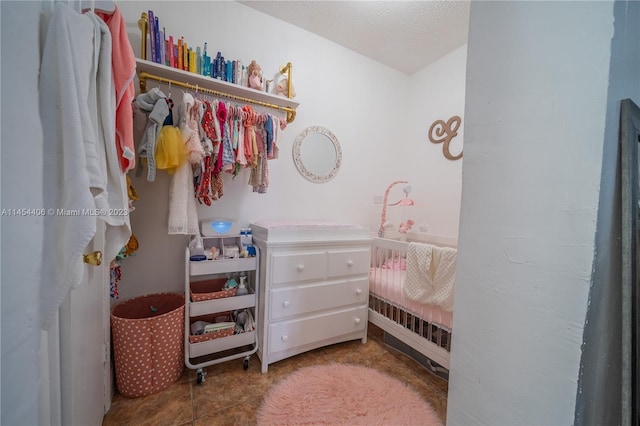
[355,288,363,295]
[281,335,288,342]
[297,264,305,272]
[347,260,354,267]
[282,300,290,308]
[354,317,361,325]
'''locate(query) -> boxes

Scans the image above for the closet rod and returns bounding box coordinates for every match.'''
[138,72,297,123]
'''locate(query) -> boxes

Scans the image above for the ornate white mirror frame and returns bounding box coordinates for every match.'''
[292,125,342,183]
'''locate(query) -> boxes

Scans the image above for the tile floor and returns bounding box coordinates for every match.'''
[102,324,448,425]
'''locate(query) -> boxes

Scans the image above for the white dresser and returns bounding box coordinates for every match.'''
[251,221,372,373]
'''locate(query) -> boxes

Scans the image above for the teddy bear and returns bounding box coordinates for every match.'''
[276,77,296,98]
[247,60,263,90]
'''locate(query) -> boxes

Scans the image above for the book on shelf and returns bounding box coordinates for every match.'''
[189,50,197,73]
[168,35,174,67]
[165,38,171,67]
[154,16,161,63]
[203,43,210,77]
[196,47,202,75]
[148,10,156,62]
[183,41,189,71]
[204,54,211,77]
[236,60,242,84]
[158,29,165,66]
[140,20,258,89]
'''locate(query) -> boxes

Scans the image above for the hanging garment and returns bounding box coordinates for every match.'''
[195,154,214,205]
[235,115,247,166]
[39,3,100,329]
[167,160,199,235]
[250,152,269,194]
[155,126,187,174]
[211,172,224,200]
[214,101,228,174]
[96,5,137,172]
[249,121,269,193]
[242,105,256,166]
[199,100,215,154]
[168,93,202,235]
[163,98,175,126]
[231,113,239,150]
[265,115,274,158]
[179,93,204,165]
[221,115,235,172]
[86,11,132,264]
[135,87,168,182]
[271,116,281,159]
[250,121,259,168]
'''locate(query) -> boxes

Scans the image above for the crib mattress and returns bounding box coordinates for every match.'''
[369,267,453,330]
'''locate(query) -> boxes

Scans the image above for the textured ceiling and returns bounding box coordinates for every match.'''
[238,1,470,75]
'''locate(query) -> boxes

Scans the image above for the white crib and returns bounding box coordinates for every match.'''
[369,237,455,379]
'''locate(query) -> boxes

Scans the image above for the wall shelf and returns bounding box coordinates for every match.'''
[136,58,300,123]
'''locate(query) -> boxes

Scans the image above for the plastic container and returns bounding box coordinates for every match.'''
[189,235,204,257]
[236,276,248,296]
[111,293,185,398]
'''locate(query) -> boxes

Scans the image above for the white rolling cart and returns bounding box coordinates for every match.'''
[184,235,259,385]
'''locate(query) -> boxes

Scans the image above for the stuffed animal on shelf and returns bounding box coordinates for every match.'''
[276,77,296,98]
[247,60,263,90]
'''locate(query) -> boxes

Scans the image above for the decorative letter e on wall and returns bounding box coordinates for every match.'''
[428,115,462,160]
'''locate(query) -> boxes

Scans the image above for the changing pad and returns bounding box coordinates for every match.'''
[251,220,370,242]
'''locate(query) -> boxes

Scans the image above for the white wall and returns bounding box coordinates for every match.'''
[116,1,466,300]
[404,45,466,240]
[447,2,615,425]
[0,2,45,425]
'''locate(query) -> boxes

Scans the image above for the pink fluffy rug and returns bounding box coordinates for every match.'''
[256,364,443,425]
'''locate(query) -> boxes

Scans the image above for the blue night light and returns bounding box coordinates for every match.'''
[210,220,233,234]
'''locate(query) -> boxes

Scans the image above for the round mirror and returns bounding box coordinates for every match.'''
[292,126,342,182]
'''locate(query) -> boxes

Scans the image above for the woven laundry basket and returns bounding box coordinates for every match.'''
[111,293,185,398]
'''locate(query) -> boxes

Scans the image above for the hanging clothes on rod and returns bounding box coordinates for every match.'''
[133,81,287,236]
[137,71,297,124]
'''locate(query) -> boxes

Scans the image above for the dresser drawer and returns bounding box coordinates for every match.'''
[271,251,326,284]
[268,306,368,354]
[327,248,370,277]
[270,278,369,320]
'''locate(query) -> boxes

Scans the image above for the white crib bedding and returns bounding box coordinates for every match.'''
[369,267,453,330]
